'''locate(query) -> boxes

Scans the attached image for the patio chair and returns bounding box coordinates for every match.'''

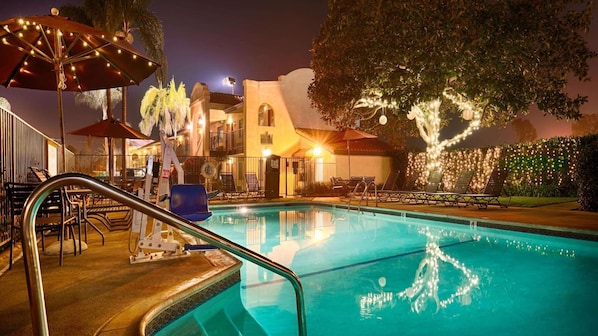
[396,168,443,204]
[330,176,350,196]
[459,167,510,209]
[219,172,242,200]
[4,182,82,269]
[376,169,401,202]
[425,169,474,206]
[244,172,264,199]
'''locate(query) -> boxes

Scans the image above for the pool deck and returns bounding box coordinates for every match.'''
[1,197,597,335]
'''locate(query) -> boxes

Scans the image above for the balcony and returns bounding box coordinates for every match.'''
[210,129,244,156]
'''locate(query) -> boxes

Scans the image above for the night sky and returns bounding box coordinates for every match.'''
[1,1,596,151]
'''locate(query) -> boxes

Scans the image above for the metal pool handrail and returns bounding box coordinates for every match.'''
[21,173,308,336]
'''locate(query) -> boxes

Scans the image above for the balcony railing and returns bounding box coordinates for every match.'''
[209,129,244,155]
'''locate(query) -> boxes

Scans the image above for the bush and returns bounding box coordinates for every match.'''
[297,182,336,196]
[576,135,598,211]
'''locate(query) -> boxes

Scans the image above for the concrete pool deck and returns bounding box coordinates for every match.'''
[0,197,597,335]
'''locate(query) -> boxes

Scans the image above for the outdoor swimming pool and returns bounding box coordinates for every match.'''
[156,204,598,335]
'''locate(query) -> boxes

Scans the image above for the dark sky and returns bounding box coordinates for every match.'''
[1,1,596,151]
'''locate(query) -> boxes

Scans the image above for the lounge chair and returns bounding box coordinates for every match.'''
[245,172,264,199]
[459,167,510,209]
[330,176,350,195]
[376,170,401,202]
[425,169,474,206]
[219,172,242,200]
[397,168,443,204]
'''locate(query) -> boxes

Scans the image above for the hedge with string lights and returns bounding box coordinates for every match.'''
[403,136,588,198]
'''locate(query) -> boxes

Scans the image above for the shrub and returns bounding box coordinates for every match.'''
[297,182,336,196]
[576,135,598,211]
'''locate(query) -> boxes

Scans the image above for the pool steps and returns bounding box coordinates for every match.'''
[156,282,267,335]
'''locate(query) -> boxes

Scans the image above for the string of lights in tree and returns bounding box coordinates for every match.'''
[356,89,484,172]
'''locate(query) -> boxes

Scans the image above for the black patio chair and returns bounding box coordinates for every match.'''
[459,167,511,209]
[4,182,82,269]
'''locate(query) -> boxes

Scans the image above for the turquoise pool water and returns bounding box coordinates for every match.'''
[157,205,598,335]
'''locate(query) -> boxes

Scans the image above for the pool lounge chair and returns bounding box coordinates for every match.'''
[425,169,474,206]
[219,172,242,200]
[460,167,510,209]
[398,169,443,204]
[244,172,264,199]
[376,170,401,202]
[330,176,350,195]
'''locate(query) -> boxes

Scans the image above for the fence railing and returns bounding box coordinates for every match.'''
[72,154,337,197]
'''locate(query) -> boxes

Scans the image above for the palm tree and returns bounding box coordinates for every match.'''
[60,1,167,182]
[60,1,167,82]
[75,88,122,120]
[75,88,122,175]
[139,78,190,137]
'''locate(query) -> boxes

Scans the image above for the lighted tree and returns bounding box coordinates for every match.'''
[309,0,596,171]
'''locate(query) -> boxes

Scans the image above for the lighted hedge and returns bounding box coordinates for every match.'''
[405,136,580,197]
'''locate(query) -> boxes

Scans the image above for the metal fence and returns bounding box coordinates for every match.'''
[0,106,73,183]
[73,153,338,197]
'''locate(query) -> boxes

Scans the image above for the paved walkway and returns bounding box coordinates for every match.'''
[0,197,596,335]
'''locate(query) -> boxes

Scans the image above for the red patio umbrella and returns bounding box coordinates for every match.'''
[69,117,150,139]
[70,117,150,182]
[0,9,159,171]
[339,128,377,177]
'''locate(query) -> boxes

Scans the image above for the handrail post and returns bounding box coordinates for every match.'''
[21,173,308,336]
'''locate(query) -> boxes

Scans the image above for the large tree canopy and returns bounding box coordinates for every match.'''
[309,0,596,138]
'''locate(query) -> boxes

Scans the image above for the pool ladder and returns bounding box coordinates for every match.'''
[19,173,308,336]
[347,177,377,211]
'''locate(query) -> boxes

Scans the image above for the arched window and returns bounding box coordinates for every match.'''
[258,103,274,127]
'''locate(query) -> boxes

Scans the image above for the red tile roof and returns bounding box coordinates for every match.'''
[210,92,243,106]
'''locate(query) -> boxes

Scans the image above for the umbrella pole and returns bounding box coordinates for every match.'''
[107,91,114,184]
[121,87,127,186]
[56,79,67,173]
[347,140,351,178]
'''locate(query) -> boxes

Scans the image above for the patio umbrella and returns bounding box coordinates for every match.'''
[70,117,150,183]
[69,117,150,139]
[340,128,377,177]
[0,10,159,171]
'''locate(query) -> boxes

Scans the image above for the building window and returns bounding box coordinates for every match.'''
[260,132,273,144]
[258,103,274,127]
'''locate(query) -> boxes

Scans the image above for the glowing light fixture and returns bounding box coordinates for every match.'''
[223,76,236,94]
[313,146,322,156]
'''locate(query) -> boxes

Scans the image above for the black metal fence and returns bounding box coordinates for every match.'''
[73,153,338,197]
